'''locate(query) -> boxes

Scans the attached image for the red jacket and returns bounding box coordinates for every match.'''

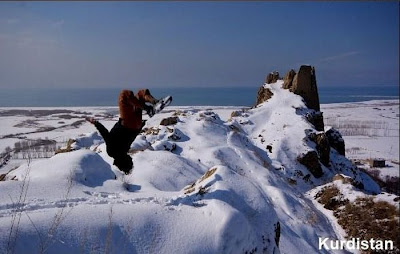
[118,89,149,130]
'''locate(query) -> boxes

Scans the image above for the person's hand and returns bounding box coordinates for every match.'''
[85,117,97,124]
[144,104,155,117]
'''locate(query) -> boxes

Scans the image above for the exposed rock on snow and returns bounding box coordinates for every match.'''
[282,69,296,89]
[265,71,280,84]
[297,150,323,178]
[305,110,324,131]
[160,116,179,126]
[325,127,345,156]
[256,65,321,114]
[256,86,274,106]
[152,140,177,152]
[308,132,331,166]
[290,65,320,111]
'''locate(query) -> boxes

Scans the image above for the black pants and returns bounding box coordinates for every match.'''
[94,119,141,158]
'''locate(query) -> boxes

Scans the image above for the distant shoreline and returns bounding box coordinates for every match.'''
[0,86,398,107]
[0,99,398,110]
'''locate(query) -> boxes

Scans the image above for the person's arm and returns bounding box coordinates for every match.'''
[128,92,146,109]
[86,118,110,143]
[119,90,145,109]
[94,121,110,141]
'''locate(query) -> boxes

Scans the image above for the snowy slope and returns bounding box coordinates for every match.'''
[0,84,397,253]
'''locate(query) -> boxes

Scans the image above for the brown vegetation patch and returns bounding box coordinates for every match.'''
[315,185,349,210]
[199,167,217,183]
[173,110,187,117]
[55,139,76,154]
[335,197,399,253]
[141,127,161,135]
[184,182,196,194]
[230,110,241,118]
[315,184,399,253]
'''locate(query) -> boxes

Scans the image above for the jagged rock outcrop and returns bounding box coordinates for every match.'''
[255,71,280,105]
[257,66,321,112]
[289,65,320,111]
[265,71,280,84]
[297,151,323,178]
[256,87,274,105]
[326,128,345,156]
[305,111,324,132]
[309,132,330,166]
[282,69,296,89]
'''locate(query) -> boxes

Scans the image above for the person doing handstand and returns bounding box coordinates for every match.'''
[87,89,158,174]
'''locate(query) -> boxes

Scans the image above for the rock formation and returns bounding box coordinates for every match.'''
[160,116,178,126]
[256,66,321,112]
[297,151,323,178]
[256,87,274,106]
[265,71,280,84]
[326,128,345,156]
[282,69,296,89]
[305,111,324,132]
[255,71,280,105]
[309,132,330,166]
[256,66,349,175]
[289,65,320,111]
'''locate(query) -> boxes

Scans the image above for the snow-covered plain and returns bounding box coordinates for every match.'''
[321,100,399,178]
[0,83,398,254]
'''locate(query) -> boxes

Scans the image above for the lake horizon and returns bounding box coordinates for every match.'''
[0,85,398,107]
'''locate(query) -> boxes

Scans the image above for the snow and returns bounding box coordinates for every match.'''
[321,100,399,179]
[0,87,398,253]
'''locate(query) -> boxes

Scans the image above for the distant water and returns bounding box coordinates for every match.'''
[0,85,398,107]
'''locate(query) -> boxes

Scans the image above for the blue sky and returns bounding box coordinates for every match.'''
[0,1,398,89]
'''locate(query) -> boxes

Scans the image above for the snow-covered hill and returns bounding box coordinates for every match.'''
[0,82,398,253]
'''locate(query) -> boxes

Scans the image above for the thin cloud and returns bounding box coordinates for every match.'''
[6,18,20,24]
[52,20,65,28]
[320,51,360,62]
